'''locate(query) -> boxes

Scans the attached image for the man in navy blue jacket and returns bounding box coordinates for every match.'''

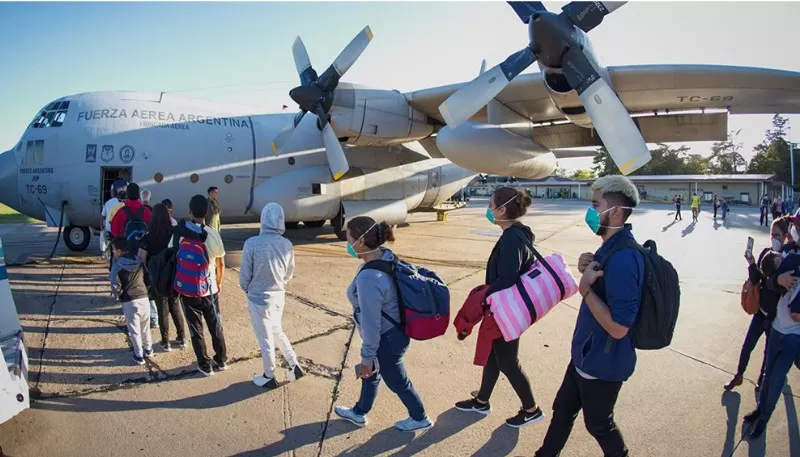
[535,175,644,457]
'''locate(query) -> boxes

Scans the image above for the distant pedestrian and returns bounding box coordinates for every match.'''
[206,186,221,233]
[691,192,700,222]
[161,199,178,227]
[141,188,152,210]
[721,199,729,222]
[674,195,682,221]
[761,194,771,227]
[109,237,153,365]
[239,203,305,388]
[713,194,719,220]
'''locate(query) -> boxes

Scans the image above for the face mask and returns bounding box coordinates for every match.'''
[772,238,783,252]
[346,222,379,258]
[486,194,518,225]
[585,206,630,234]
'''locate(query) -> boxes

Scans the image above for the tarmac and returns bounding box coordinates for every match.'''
[0,199,798,457]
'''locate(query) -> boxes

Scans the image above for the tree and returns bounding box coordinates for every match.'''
[591,146,620,177]
[570,169,596,180]
[553,166,568,177]
[747,115,798,189]
[683,154,712,174]
[709,130,746,174]
[637,143,693,175]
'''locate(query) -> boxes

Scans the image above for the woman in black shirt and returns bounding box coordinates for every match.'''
[455,187,544,428]
[139,203,186,351]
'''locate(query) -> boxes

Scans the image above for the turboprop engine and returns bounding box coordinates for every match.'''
[435,121,557,179]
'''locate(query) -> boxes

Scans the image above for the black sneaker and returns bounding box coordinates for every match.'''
[749,419,766,439]
[743,408,761,423]
[506,407,545,428]
[455,398,491,415]
[159,341,172,352]
[213,359,229,371]
[175,339,187,350]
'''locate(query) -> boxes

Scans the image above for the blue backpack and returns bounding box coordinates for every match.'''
[362,256,450,341]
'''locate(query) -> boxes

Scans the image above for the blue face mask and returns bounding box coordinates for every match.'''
[486,194,519,225]
[346,222,379,258]
[485,207,496,224]
[585,206,630,234]
[346,243,359,258]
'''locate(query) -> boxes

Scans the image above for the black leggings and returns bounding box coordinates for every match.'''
[477,338,537,410]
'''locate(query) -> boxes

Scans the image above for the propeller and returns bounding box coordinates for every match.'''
[438,1,652,175]
[272,26,374,181]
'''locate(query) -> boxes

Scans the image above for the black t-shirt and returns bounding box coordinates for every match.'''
[485,223,535,296]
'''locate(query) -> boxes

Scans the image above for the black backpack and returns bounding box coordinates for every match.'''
[600,239,680,350]
[122,206,148,253]
[147,231,180,299]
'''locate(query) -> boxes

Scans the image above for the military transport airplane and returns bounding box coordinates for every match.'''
[0,1,799,252]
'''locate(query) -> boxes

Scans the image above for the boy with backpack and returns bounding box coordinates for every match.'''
[169,195,228,377]
[535,175,679,457]
[109,237,153,365]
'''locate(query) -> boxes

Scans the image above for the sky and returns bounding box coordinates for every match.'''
[1,0,799,173]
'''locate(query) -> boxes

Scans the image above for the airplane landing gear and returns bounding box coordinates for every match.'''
[285,222,300,230]
[303,220,325,228]
[64,225,90,251]
[332,204,346,241]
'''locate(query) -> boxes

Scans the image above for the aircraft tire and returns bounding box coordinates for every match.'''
[303,220,325,228]
[285,222,300,230]
[332,204,346,241]
[64,225,91,251]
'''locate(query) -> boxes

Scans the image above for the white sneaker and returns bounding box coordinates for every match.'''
[334,406,367,427]
[395,416,434,432]
[252,374,279,389]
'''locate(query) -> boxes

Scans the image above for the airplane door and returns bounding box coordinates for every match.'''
[100,167,132,203]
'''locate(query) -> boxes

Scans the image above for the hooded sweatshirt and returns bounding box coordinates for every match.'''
[346,247,402,369]
[109,255,148,302]
[239,203,295,306]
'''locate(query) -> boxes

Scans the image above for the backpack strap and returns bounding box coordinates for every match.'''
[122,205,134,220]
[599,239,647,270]
[361,258,404,331]
[135,206,144,219]
[511,228,566,300]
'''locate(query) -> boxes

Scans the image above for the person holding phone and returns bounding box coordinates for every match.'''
[725,217,791,391]
[333,217,433,432]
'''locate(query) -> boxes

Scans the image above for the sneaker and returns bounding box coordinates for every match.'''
[159,341,172,352]
[175,339,187,350]
[743,408,761,423]
[213,359,229,371]
[505,407,545,428]
[253,374,279,389]
[455,398,491,415]
[749,419,766,439]
[288,365,305,382]
[143,348,154,358]
[395,416,434,432]
[198,366,214,377]
[334,406,367,428]
[132,354,145,365]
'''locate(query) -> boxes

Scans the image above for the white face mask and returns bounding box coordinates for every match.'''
[772,238,783,252]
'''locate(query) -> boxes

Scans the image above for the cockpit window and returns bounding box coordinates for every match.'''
[30,100,70,129]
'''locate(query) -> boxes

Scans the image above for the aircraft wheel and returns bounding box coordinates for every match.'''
[303,220,325,228]
[331,204,347,241]
[64,225,91,251]
[285,222,300,230]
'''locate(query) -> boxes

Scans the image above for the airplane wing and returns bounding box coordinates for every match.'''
[405,64,800,149]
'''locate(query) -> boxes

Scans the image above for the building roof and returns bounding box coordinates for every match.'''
[579,174,777,183]
[484,174,583,185]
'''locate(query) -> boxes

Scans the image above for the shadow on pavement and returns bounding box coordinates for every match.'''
[719,390,740,457]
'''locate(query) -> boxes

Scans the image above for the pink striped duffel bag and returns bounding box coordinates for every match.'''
[486,251,579,342]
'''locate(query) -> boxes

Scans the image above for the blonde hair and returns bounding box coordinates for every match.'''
[591,175,640,206]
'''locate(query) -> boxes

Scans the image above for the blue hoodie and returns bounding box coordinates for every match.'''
[571,224,644,382]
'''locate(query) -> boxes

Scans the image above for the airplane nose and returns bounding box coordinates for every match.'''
[0,150,19,211]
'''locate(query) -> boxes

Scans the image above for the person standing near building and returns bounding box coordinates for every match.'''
[206,187,221,233]
[691,192,701,222]
[673,194,682,221]
[712,194,719,220]
[761,194,771,227]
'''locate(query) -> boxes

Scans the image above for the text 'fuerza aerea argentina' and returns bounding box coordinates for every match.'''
[76,108,251,129]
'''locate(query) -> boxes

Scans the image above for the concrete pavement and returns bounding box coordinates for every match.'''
[0,199,797,456]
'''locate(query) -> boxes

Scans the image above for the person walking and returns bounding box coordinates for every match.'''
[333,216,434,432]
[239,203,305,388]
[674,194,682,221]
[206,186,221,233]
[453,186,545,428]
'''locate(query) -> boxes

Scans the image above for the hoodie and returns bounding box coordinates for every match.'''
[238,203,295,306]
[346,247,402,369]
[109,255,148,302]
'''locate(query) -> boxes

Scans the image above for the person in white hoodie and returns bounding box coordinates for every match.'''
[239,203,305,388]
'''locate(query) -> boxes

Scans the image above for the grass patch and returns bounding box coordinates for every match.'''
[0,203,37,224]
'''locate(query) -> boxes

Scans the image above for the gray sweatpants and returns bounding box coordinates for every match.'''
[123,298,153,358]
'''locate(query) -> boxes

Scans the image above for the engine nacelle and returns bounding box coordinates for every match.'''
[435,121,557,179]
[330,83,435,147]
[542,68,593,128]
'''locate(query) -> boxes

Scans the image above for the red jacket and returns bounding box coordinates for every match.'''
[453,284,503,366]
[110,200,151,238]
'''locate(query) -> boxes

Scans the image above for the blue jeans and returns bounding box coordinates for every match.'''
[353,326,427,421]
[758,327,800,422]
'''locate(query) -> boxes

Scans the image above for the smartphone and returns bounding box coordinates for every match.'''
[746,236,754,258]
[354,362,378,378]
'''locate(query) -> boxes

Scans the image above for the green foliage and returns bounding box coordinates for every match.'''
[708,130,746,174]
[747,115,798,188]
[570,169,596,180]
[591,144,710,177]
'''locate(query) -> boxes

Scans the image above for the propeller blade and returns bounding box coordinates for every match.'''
[271,111,306,156]
[561,1,626,33]
[318,26,374,91]
[507,1,548,23]
[315,110,349,181]
[438,47,536,127]
[562,46,650,175]
[292,37,317,86]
